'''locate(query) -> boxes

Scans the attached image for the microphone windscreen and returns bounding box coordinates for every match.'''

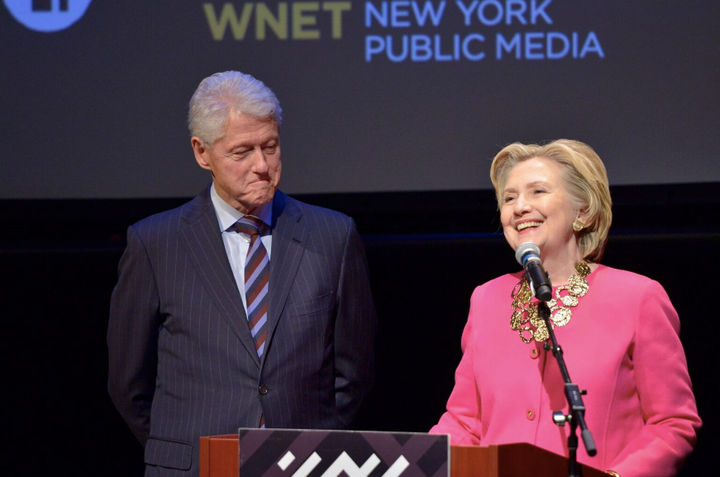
[515,242,541,266]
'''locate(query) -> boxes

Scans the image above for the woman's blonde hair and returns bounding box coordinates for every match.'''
[490,139,613,262]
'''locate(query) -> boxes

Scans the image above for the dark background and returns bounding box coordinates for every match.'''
[2,1,720,198]
[2,183,717,476]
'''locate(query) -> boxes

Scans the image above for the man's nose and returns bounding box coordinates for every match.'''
[251,148,269,172]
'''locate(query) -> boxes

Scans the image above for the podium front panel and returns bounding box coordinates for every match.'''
[237,428,449,477]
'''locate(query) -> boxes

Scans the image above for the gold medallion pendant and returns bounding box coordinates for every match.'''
[510,262,591,344]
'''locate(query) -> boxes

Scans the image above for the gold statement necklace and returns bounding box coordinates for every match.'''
[510,262,592,343]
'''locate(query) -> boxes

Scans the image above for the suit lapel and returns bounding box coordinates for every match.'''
[179,187,261,367]
[266,191,308,357]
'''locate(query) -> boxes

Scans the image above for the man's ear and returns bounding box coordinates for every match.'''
[191,136,212,171]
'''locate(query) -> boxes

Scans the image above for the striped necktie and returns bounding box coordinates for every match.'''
[232,216,270,358]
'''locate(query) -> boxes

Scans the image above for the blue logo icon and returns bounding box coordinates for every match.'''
[4,0,93,32]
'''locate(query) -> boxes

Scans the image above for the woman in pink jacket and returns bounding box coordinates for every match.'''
[430,140,701,477]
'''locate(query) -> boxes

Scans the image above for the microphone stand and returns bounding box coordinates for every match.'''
[537,301,597,477]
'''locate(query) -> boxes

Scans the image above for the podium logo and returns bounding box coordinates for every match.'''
[277,450,410,477]
[3,0,93,32]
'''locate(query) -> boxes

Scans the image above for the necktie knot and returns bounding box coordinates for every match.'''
[232,216,268,237]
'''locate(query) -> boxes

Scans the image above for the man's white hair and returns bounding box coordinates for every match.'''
[188,71,282,145]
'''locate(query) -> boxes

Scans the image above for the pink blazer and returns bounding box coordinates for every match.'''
[430,265,700,477]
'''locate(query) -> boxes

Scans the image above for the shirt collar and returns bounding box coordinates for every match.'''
[210,183,273,232]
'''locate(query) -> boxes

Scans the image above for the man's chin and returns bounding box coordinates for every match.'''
[238,191,276,212]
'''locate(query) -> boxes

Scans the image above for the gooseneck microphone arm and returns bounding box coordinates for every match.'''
[538,302,597,476]
[514,243,597,475]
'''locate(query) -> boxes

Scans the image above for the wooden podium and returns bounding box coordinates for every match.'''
[200,433,606,477]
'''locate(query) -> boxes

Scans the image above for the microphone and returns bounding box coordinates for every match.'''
[515,243,553,302]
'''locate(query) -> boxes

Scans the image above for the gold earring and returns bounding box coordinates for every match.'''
[572,220,584,232]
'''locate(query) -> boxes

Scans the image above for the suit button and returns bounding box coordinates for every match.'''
[526,409,535,421]
[259,385,268,395]
[530,348,539,359]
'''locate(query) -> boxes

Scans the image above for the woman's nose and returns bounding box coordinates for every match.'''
[514,194,531,215]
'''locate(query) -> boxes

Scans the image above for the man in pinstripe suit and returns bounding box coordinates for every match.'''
[108,71,377,476]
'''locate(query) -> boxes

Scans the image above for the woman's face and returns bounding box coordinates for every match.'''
[500,157,580,262]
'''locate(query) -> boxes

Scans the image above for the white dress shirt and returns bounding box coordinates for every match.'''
[210,184,273,313]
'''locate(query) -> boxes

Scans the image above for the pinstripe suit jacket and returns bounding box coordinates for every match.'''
[107,188,376,476]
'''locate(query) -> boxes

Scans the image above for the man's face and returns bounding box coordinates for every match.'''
[192,113,281,214]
